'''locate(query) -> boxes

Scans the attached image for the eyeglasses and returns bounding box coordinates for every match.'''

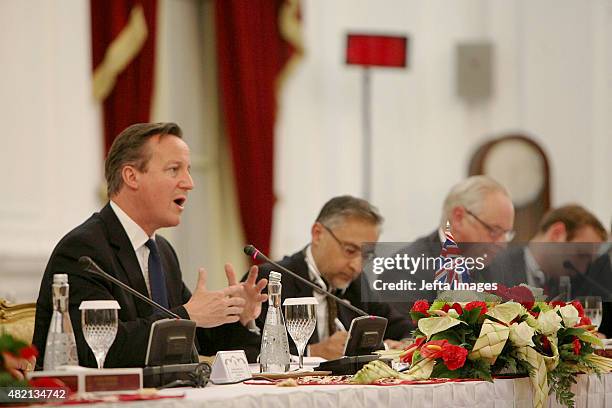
[321,224,362,259]
[465,209,515,242]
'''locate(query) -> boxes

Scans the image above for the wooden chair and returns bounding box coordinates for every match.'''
[0,299,36,344]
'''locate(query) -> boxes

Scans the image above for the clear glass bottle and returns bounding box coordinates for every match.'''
[43,274,79,370]
[259,271,290,373]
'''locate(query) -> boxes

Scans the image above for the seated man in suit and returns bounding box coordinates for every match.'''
[33,122,267,368]
[582,243,612,336]
[250,196,412,360]
[389,175,515,314]
[487,204,606,295]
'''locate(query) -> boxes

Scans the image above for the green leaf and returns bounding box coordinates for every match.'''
[418,315,465,338]
[485,302,522,324]
[461,308,482,325]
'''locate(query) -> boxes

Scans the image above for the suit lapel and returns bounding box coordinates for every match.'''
[100,203,152,316]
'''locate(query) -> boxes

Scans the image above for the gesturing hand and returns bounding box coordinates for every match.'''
[225,264,268,326]
[183,267,246,328]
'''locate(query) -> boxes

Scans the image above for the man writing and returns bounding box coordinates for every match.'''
[249,196,412,359]
[33,122,266,368]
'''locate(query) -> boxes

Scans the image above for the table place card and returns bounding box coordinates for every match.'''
[210,350,251,384]
[28,367,142,394]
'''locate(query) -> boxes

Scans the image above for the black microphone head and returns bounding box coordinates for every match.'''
[244,245,268,262]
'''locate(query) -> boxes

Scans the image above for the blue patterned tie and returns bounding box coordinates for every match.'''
[145,239,169,309]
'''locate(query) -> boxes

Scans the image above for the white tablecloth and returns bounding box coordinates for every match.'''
[64,373,612,408]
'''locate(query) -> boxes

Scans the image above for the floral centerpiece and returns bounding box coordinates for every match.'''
[352,285,612,408]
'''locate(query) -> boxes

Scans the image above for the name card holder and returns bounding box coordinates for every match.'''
[210,350,251,384]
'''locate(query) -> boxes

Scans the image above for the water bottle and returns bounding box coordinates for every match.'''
[559,276,572,302]
[259,271,290,373]
[43,274,79,370]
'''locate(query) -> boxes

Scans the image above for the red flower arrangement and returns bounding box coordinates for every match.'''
[410,339,468,371]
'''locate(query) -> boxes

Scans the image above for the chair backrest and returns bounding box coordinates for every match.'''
[0,299,36,344]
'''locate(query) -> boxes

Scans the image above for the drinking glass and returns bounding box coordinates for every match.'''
[577,296,602,329]
[79,300,120,369]
[284,297,317,370]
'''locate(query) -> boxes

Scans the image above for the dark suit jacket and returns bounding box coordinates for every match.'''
[33,203,259,368]
[387,231,441,317]
[485,245,529,288]
[575,253,612,336]
[245,249,412,355]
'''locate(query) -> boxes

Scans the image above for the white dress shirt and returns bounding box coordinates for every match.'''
[304,246,332,342]
[109,201,154,296]
[524,246,546,288]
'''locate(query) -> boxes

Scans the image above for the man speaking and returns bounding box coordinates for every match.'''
[33,122,266,368]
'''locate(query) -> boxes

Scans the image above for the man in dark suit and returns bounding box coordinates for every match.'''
[487,204,607,299]
[33,122,267,368]
[389,176,515,315]
[250,196,412,360]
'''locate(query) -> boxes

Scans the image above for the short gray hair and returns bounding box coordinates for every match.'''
[440,176,510,227]
[316,195,384,228]
[105,122,183,197]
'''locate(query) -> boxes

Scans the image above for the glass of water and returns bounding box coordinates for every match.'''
[284,297,317,370]
[577,296,602,330]
[79,300,120,369]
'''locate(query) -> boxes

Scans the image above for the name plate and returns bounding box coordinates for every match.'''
[210,350,251,384]
[28,367,142,394]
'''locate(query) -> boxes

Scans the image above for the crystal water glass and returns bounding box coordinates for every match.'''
[284,297,317,370]
[79,300,120,369]
[578,296,603,329]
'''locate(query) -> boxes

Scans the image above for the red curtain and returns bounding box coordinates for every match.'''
[91,0,157,154]
[215,1,300,256]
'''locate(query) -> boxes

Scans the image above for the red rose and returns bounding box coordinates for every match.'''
[464,301,487,316]
[579,316,592,326]
[19,345,38,360]
[441,304,451,313]
[412,300,430,315]
[419,340,449,359]
[441,344,468,370]
[401,337,426,363]
[490,284,510,299]
[506,286,535,304]
[571,301,585,317]
[551,301,567,308]
[450,303,463,315]
[572,337,581,355]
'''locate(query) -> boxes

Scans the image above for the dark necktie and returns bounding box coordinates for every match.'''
[145,239,169,309]
[327,296,338,336]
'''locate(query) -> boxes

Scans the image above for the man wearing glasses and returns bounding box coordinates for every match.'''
[247,196,412,360]
[389,176,515,316]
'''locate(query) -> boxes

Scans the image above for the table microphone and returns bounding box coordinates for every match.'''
[79,255,181,319]
[243,245,368,317]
